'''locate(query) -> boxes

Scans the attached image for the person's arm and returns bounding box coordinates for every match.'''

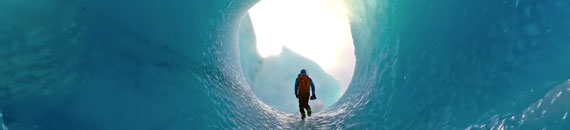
[310,78,315,96]
[294,78,299,96]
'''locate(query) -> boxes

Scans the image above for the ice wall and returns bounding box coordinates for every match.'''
[238,13,262,86]
[0,110,6,130]
[1,0,270,129]
[1,0,569,129]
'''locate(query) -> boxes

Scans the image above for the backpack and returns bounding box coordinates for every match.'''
[298,75,311,94]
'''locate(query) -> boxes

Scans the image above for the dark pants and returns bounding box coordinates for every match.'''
[298,93,311,115]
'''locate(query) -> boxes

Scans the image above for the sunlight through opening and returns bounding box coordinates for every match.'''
[248,0,355,93]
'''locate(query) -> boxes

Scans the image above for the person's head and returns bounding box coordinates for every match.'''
[300,69,306,74]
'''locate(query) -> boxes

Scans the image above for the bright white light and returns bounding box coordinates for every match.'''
[248,0,355,93]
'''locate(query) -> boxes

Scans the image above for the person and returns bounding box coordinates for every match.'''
[294,69,317,120]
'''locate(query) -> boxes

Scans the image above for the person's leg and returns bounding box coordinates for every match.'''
[301,93,312,117]
[298,93,309,119]
[306,104,312,117]
[298,103,305,117]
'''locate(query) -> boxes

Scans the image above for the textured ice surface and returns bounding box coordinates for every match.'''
[0,110,6,130]
[0,0,569,129]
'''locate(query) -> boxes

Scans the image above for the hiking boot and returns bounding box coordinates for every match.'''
[301,114,306,120]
